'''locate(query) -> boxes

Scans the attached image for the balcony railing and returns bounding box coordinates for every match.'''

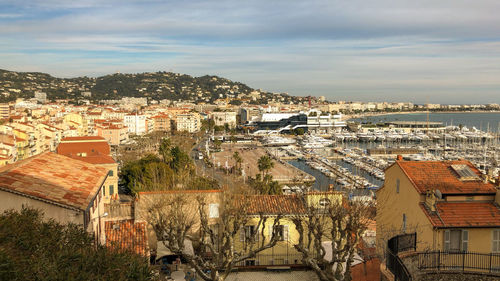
[234,253,304,267]
[386,233,416,281]
[418,251,500,274]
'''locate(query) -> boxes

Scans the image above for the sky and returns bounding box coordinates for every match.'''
[1,0,500,104]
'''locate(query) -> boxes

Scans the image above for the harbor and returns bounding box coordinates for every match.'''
[258,119,500,199]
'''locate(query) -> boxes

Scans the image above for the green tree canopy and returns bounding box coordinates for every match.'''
[0,208,154,281]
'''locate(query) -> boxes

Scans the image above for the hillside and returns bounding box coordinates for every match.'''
[0,69,300,104]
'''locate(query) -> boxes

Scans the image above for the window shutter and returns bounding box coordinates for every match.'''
[239,227,245,242]
[209,204,219,218]
[103,186,106,196]
[284,225,289,241]
[444,230,450,251]
[462,230,468,252]
[255,226,259,242]
[493,230,500,253]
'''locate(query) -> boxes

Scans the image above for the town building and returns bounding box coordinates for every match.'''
[0,103,9,119]
[152,114,172,132]
[377,157,500,277]
[56,136,118,203]
[124,114,148,135]
[175,113,201,133]
[0,152,110,242]
[210,111,237,128]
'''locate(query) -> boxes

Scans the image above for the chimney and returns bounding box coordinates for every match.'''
[397,155,403,161]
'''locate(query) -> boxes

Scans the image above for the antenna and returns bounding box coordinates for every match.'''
[426,97,430,135]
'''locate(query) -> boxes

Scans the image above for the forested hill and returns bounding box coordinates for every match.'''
[0,69,298,104]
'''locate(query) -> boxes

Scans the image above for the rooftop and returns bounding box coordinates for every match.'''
[0,152,108,210]
[420,202,500,228]
[57,137,111,159]
[246,195,306,215]
[396,160,496,195]
[105,220,148,256]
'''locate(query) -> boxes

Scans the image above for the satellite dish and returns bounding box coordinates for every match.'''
[434,189,442,199]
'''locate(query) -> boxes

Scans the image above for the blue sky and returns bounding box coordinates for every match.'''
[1,0,500,104]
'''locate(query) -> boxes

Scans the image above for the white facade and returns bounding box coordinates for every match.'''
[124,114,147,135]
[176,113,201,133]
[211,111,237,128]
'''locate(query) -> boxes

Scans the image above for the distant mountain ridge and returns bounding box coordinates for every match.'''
[0,69,299,104]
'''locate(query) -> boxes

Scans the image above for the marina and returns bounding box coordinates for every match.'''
[259,114,500,199]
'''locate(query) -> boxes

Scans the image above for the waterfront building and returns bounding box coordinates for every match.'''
[252,109,345,134]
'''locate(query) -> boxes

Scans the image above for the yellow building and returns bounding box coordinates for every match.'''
[236,192,344,266]
[377,158,500,258]
[63,112,88,136]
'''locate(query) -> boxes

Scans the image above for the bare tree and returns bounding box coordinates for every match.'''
[145,191,283,281]
[292,196,374,281]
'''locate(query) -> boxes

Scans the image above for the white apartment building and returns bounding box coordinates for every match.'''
[176,113,201,133]
[210,111,237,128]
[0,104,9,119]
[124,114,147,135]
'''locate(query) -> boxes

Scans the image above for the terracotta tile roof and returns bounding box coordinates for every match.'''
[397,160,496,194]
[138,189,222,195]
[246,195,306,215]
[57,140,111,156]
[105,220,148,256]
[70,155,116,164]
[420,202,500,228]
[61,136,107,141]
[0,152,108,210]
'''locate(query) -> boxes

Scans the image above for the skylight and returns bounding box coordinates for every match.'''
[451,164,479,181]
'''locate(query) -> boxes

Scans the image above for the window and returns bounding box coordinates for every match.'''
[402,214,407,233]
[209,203,219,218]
[109,185,114,195]
[444,229,468,252]
[269,225,288,241]
[102,186,106,196]
[240,225,259,242]
[493,229,500,253]
[396,179,400,194]
[108,170,114,177]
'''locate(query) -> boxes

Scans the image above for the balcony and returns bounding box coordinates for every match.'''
[234,253,304,268]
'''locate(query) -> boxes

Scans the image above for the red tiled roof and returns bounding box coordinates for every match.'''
[246,195,306,215]
[0,152,108,210]
[420,202,500,228]
[105,220,148,256]
[61,136,106,141]
[139,189,222,195]
[70,155,116,164]
[57,140,111,156]
[397,160,496,194]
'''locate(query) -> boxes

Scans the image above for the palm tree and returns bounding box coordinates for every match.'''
[257,155,274,179]
[232,151,242,173]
